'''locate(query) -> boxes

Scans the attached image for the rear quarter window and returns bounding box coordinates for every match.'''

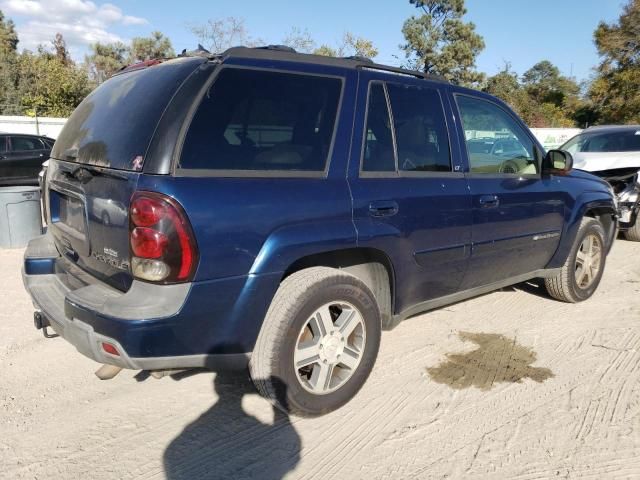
[179,67,343,174]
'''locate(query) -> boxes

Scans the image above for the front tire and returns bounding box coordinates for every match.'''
[249,267,381,416]
[544,217,607,303]
[623,219,640,241]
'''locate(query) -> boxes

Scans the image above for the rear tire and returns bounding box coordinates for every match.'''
[249,267,381,416]
[544,217,607,303]
[623,219,640,242]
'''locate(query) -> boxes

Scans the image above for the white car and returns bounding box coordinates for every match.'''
[561,125,640,241]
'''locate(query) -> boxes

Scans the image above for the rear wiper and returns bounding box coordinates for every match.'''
[63,147,79,161]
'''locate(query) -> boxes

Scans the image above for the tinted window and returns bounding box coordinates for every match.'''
[388,84,450,172]
[563,130,640,153]
[180,68,342,172]
[11,136,43,151]
[52,58,202,170]
[362,83,395,172]
[457,95,538,174]
[0,137,6,153]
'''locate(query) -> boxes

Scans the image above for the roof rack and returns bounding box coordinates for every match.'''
[216,46,450,84]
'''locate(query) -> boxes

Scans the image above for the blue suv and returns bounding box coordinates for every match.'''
[23,46,617,415]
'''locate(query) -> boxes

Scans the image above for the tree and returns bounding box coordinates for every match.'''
[522,60,579,107]
[589,0,640,123]
[401,0,485,86]
[52,33,70,65]
[313,32,378,59]
[17,48,92,117]
[282,27,315,53]
[0,9,20,114]
[85,41,129,82]
[130,31,175,62]
[190,17,262,53]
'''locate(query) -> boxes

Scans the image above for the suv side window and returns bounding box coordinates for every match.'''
[180,68,342,173]
[11,136,43,152]
[362,83,395,172]
[0,137,7,153]
[388,83,451,172]
[456,95,538,175]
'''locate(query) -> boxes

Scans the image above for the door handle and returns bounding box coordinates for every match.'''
[369,200,399,217]
[478,194,500,208]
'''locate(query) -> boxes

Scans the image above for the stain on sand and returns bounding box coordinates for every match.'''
[427,332,554,390]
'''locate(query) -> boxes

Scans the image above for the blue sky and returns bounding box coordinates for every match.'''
[1,0,624,81]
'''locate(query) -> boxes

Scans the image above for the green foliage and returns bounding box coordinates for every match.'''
[313,32,378,59]
[590,0,640,123]
[85,41,129,82]
[484,62,585,128]
[17,50,92,117]
[522,60,579,107]
[0,9,20,113]
[401,0,485,86]
[130,31,175,62]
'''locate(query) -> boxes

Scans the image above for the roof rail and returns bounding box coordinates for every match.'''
[255,44,297,53]
[217,45,450,83]
[358,63,448,83]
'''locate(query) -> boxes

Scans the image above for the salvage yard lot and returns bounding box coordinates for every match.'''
[1,241,640,479]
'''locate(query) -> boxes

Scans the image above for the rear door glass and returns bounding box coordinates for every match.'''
[11,136,43,151]
[179,68,343,172]
[387,83,451,172]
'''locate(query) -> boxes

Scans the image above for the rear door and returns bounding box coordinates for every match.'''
[6,136,46,183]
[348,71,472,315]
[452,93,566,289]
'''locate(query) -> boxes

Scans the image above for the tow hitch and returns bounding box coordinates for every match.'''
[33,311,58,339]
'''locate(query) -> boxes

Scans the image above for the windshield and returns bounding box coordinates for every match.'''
[51,57,203,171]
[562,129,640,154]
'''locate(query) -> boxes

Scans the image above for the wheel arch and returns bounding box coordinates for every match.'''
[282,247,396,329]
[547,194,617,268]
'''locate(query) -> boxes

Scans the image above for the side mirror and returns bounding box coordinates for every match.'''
[543,149,573,174]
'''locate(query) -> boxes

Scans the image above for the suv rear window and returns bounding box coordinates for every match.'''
[51,58,202,171]
[179,68,342,173]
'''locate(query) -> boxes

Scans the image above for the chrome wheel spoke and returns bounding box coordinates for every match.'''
[308,306,334,337]
[339,347,360,370]
[294,342,321,368]
[336,308,361,338]
[310,362,334,392]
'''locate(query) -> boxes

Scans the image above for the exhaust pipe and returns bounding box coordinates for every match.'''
[95,364,123,380]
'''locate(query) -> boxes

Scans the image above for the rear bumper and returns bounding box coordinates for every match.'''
[22,234,257,371]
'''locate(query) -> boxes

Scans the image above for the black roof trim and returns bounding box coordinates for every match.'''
[217,46,449,83]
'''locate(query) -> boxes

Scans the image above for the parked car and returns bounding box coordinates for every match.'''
[561,125,640,241]
[0,133,54,186]
[22,47,617,416]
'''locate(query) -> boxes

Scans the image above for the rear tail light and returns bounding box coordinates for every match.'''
[129,192,198,283]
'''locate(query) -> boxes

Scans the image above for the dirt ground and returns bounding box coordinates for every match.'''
[1,240,639,479]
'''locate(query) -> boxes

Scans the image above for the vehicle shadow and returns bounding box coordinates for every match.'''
[513,279,553,300]
[163,371,301,480]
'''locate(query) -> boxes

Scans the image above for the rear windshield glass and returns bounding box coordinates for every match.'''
[51,58,201,170]
[179,67,343,172]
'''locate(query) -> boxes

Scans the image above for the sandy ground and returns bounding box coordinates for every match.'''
[1,240,640,480]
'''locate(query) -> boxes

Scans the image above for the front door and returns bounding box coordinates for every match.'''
[452,93,566,289]
[348,71,472,316]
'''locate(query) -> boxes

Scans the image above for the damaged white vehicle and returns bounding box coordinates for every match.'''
[561,125,640,241]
